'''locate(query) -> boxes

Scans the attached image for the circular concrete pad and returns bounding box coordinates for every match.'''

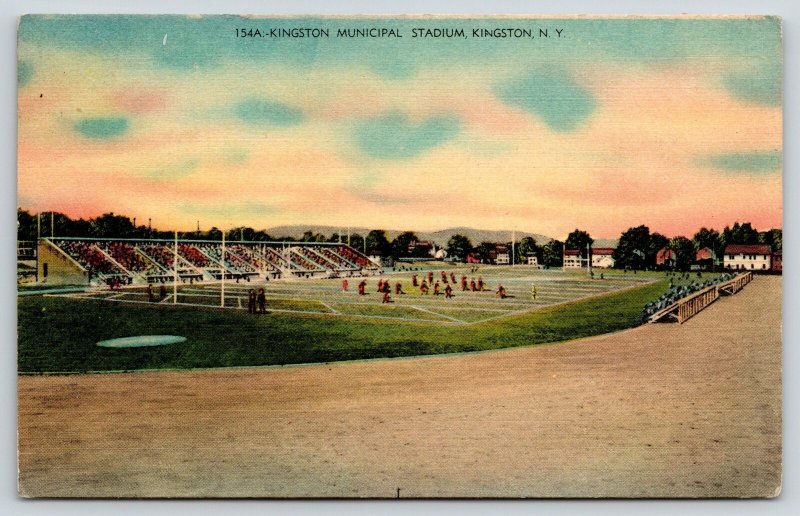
[97,335,186,348]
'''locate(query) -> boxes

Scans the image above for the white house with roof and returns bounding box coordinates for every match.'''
[723,244,772,271]
[590,248,615,268]
[564,249,583,268]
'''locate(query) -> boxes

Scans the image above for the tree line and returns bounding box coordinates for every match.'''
[18,209,780,270]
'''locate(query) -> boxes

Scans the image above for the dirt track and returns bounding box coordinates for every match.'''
[18,276,782,498]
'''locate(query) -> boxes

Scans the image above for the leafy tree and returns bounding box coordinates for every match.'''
[613,225,650,270]
[565,229,593,257]
[518,236,538,263]
[348,233,365,252]
[692,227,722,259]
[542,239,563,268]
[670,236,696,271]
[647,232,670,268]
[446,234,472,262]
[205,227,223,240]
[391,231,419,258]
[227,226,257,241]
[721,222,759,247]
[759,228,782,251]
[252,230,274,242]
[476,241,494,263]
[366,229,391,256]
[89,212,135,238]
[17,209,37,241]
[301,230,326,242]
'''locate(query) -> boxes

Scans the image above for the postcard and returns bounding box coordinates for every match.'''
[17,15,782,498]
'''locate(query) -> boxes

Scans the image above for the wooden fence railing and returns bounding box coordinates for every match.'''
[649,271,754,324]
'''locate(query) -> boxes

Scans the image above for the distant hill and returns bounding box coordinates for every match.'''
[265,225,556,247]
[265,224,619,248]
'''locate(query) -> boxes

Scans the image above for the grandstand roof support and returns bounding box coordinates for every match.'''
[173,231,178,304]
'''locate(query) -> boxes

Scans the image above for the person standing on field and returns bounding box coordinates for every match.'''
[257,288,266,314]
[248,289,256,314]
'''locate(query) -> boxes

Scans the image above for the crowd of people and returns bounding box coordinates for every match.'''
[98,242,154,273]
[319,247,359,270]
[52,240,381,286]
[641,272,738,322]
[55,240,126,276]
[337,246,378,269]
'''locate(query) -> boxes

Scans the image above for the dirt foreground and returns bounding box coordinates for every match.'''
[18,276,782,498]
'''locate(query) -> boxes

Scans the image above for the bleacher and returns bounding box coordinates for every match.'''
[53,239,129,281]
[44,238,377,285]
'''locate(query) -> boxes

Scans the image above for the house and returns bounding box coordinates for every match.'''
[526,255,539,267]
[772,251,782,273]
[656,247,676,268]
[590,248,615,268]
[493,244,510,265]
[564,249,583,268]
[466,252,481,264]
[724,244,771,271]
[694,247,715,270]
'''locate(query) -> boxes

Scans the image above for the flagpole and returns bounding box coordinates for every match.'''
[511,229,516,266]
[173,231,178,304]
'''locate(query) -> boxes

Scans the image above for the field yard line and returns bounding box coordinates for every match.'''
[320,302,340,314]
[50,293,460,325]
[466,279,660,326]
[408,305,466,324]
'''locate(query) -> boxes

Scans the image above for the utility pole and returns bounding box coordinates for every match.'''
[511,229,516,266]
[221,229,226,307]
[173,231,178,304]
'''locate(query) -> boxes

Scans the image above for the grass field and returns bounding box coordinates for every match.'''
[18,266,708,373]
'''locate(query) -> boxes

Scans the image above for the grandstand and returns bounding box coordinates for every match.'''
[36,238,380,286]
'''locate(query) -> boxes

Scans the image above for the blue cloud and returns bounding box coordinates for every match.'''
[495,69,596,132]
[74,117,129,139]
[234,99,304,126]
[354,111,460,160]
[700,151,781,173]
[147,158,201,179]
[723,61,781,106]
[18,61,33,87]
[178,201,278,217]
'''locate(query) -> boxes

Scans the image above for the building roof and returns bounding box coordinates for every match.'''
[592,247,615,256]
[656,247,675,263]
[695,247,714,260]
[724,244,771,255]
[564,249,580,256]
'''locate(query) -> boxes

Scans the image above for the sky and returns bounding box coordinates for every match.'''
[17,15,782,239]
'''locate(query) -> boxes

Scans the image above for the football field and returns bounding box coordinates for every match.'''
[49,265,654,326]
